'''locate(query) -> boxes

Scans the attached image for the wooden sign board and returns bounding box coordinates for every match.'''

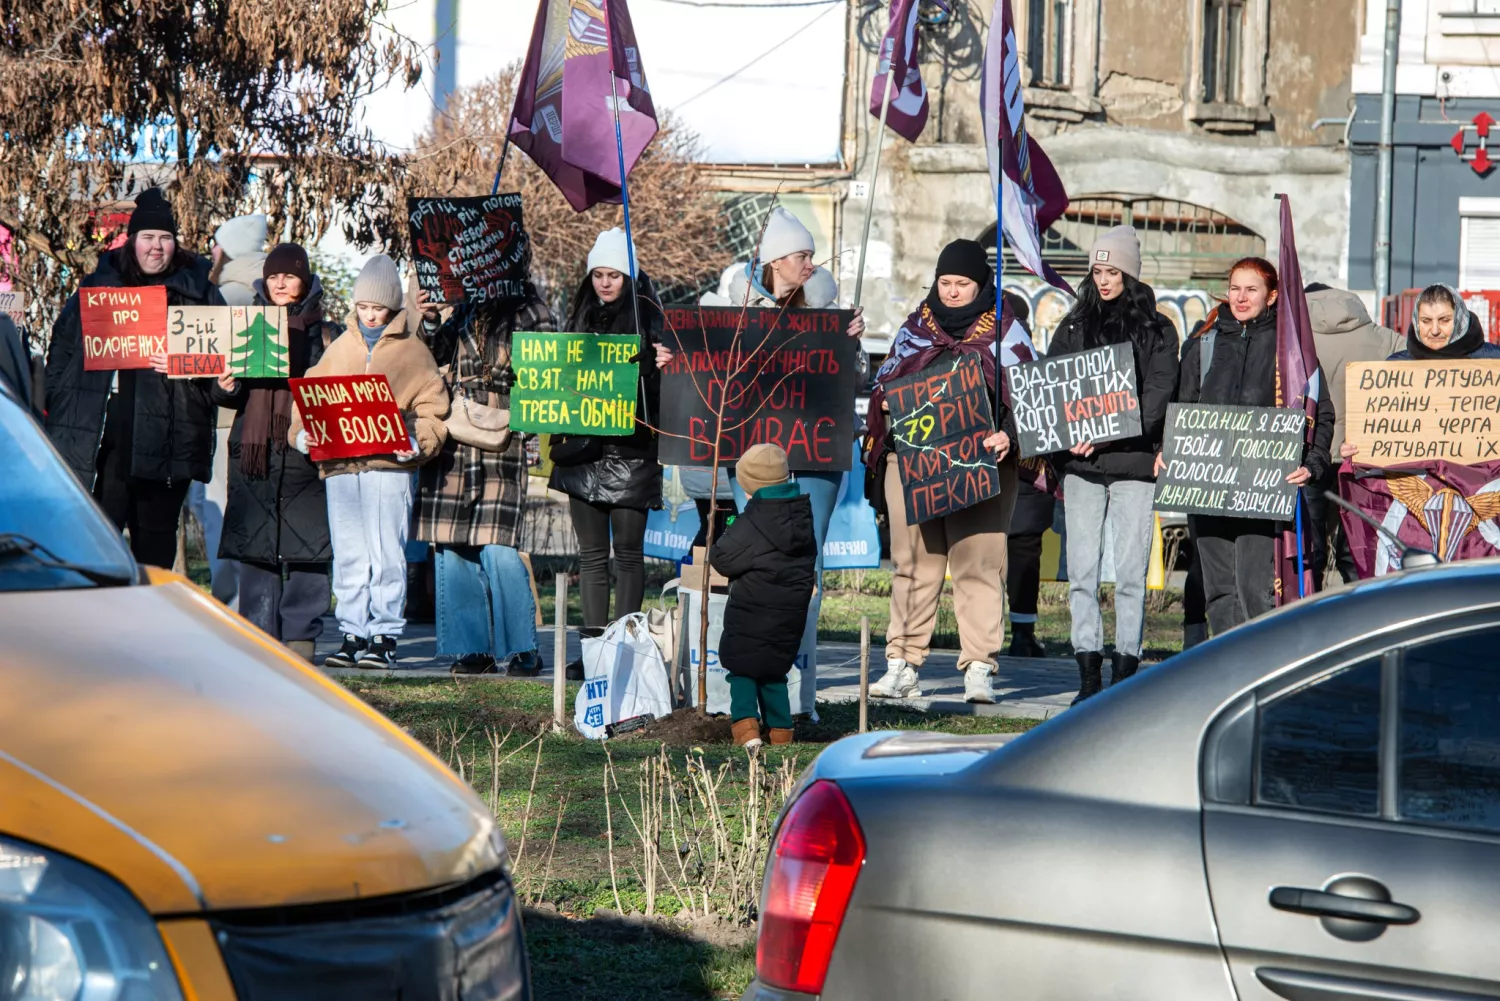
[80,286,167,370]
[1153,404,1304,520]
[165,305,289,379]
[885,353,1001,524]
[1006,342,1143,457]
[510,331,641,435]
[289,374,408,462]
[658,306,858,471]
[1345,360,1500,465]
[408,194,528,304]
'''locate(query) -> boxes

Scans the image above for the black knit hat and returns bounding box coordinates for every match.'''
[935,238,992,287]
[264,243,312,284]
[127,188,178,237]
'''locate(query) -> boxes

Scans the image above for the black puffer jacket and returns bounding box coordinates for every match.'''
[548,271,664,509]
[44,250,224,486]
[212,277,339,565]
[1177,306,1336,482]
[1045,295,1179,483]
[710,488,817,683]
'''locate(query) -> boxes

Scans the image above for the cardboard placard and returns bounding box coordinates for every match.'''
[658,306,857,471]
[407,194,528,304]
[1006,343,1142,457]
[510,331,641,435]
[289,375,408,462]
[884,353,1001,524]
[1345,360,1500,465]
[0,290,23,325]
[1153,403,1304,519]
[80,286,168,370]
[165,305,289,379]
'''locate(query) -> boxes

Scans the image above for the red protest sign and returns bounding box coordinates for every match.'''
[80,286,168,370]
[289,375,409,462]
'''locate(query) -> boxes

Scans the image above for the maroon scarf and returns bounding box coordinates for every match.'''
[240,301,323,477]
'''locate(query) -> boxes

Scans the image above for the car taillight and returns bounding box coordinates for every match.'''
[757,780,866,994]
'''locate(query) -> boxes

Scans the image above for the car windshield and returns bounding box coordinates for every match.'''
[0,391,137,591]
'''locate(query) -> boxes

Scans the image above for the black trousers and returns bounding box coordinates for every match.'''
[1191,516,1276,637]
[569,498,648,629]
[689,497,735,553]
[93,440,190,569]
[1006,532,1044,620]
[239,561,331,642]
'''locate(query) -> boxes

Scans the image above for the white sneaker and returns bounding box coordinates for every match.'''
[870,659,922,699]
[963,663,996,704]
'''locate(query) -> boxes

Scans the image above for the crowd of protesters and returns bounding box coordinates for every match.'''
[24,188,1477,736]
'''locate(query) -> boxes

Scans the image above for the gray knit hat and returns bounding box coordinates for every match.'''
[352,254,404,312]
[1089,225,1141,281]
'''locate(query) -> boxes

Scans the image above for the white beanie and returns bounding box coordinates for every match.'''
[586,227,635,276]
[352,254,404,312]
[757,206,815,265]
[1089,225,1142,281]
[214,213,268,261]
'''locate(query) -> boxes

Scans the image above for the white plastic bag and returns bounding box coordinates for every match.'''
[573,612,674,740]
[684,587,732,715]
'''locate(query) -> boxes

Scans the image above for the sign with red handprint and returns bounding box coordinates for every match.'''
[407,194,529,305]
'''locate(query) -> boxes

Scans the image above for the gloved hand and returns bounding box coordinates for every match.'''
[295,430,310,455]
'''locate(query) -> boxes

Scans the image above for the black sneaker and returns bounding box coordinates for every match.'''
[450,653,497,675]
[356,635,399,670]
[565,657,585,681]
[323,634,366,669]
[506,650,543,677]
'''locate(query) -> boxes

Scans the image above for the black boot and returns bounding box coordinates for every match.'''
[565,626,605,681]
[1007,622,1046,659]
[1071,651,1104,705]
[1109,652,1140,687]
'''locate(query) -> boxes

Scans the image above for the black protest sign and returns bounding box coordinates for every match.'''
[407,194,527,304]
[1006,343,1142,457]
[1153,404,1305,519]
[658,306,857,472]
[884,353,1001,524]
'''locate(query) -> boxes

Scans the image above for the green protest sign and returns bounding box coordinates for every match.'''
[511,331,641,435]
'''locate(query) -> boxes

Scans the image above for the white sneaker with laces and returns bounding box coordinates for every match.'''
[963,663,996,704]
[869,659,922,699]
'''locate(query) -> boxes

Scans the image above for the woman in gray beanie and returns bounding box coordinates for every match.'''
[1044,225,1179,702]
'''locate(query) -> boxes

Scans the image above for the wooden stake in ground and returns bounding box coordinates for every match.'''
[859,615,870,733]
[553,573,567,730]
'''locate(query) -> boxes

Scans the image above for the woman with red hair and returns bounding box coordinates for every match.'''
[1158,256,1334,636]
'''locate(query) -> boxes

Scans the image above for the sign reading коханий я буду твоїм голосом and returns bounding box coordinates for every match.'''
[1153,403,1304,519]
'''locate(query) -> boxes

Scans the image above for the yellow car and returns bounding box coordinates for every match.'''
[0,384,528,998]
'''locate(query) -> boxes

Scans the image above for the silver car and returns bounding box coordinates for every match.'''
[743,561,1500,1000]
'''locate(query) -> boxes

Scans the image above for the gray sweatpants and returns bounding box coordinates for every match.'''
[1064,475,1154,658]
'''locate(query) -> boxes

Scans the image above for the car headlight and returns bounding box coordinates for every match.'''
[0,838,184,1001]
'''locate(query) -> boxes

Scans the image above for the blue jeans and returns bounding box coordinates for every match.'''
[435,544,537,658]
[732,468,841,572]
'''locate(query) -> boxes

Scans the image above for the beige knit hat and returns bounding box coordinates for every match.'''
[352,254,404,312]
[1089,225,1141,281]
[736,443,791,498]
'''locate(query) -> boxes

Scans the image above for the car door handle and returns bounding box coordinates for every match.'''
[1269,886,1420,925]
[1258,966,1500,1001]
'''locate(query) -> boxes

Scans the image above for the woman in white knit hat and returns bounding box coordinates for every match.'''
[550,228,673,678]
[1043,225,1179,702]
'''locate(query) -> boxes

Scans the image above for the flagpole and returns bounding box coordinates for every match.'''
[491,136,511,196]
[1294,490,1307,598]
[603,0,641,342]
[852,61,894,309]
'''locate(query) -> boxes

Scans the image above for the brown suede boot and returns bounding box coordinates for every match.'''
[768,727,794,745]
[731,718,763,748]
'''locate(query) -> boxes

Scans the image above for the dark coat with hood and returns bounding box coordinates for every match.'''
[1177,305,1336,483]
[547,271,664,510]
[710,487,818,683]
[44,249,225,487]
[1387,312,1500,361]
[212,276,339,565]
[1045,290,1180,483]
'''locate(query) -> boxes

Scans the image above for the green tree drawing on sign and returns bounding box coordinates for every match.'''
[231,310,288,378]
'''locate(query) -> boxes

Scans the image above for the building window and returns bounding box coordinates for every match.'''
[1201,0,1245,104]
[1459,198,1500,292]
[1026,0,1068,87]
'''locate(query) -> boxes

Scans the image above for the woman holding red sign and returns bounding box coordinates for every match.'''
[44,188,225,568]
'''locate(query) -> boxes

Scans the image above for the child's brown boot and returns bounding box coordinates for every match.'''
[731,718,763,748]
[768,727,794,745]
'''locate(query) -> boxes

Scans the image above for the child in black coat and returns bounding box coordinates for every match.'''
[710,444,817,748]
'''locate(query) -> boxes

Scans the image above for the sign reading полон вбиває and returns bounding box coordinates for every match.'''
[1153,403,1305,519]
[407,194,527,304]
[1006,343,1142,458]
[658,306,857,471]
[510,331,641,435]
[885,353,1001,524]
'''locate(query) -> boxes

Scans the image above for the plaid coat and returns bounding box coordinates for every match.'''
[413,293,555,548]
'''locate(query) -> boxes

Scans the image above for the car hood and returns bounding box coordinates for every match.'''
[0,579,500,915]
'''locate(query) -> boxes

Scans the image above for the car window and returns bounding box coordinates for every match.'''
[0,392,136,591]
[1400,632,1500,834]
[1256,659,1381,817]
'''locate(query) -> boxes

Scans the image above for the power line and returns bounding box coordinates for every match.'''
[675,3,841,108]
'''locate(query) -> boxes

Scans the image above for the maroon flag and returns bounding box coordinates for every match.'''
[1339,461,1500,576]
[1273,194,1323,604]
[870,0,947,142]
[509,0,659,212]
